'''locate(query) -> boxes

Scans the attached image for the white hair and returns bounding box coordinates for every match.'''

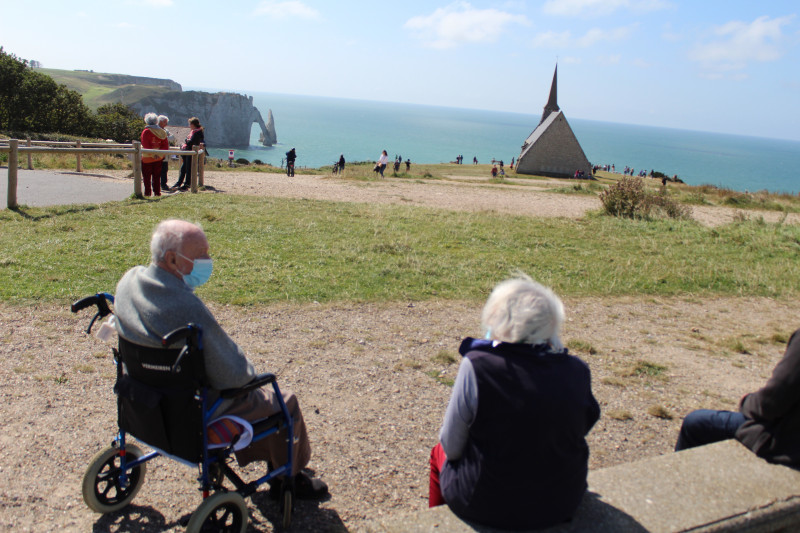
[481,274,565,349]
[157,114,169,124]
[144,112,159,126]
[150,219,201,264]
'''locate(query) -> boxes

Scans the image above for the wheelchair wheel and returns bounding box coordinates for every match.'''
[82,443,146,513]
[186,492,248,533]
[281,489,292,529]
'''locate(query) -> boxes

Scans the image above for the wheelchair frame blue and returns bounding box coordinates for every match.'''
[73,292,294,521]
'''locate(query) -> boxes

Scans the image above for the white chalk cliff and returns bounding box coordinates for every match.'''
[130,91,276,147]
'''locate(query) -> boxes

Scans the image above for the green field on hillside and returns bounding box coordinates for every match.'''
[34,67,176,109]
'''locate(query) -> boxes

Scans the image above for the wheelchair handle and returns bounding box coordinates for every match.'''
[70,293,114,334]
[71,292,114,314]
[162,324,203,374]
[162,323,203,348]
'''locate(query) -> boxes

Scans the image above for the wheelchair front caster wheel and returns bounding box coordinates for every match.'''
[186,492,248,533]
[82,443,146,513]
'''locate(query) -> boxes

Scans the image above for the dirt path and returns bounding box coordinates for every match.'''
[1,296,796,532]
[97,168,800,227]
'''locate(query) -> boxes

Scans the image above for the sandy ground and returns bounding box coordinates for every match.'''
[2,168,798,532]
[94,167,800,227]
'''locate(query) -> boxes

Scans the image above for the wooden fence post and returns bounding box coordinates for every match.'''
[133,141,143,197]
[76,140,82,172]
[8,139,18,209]
[190,146,199,193]
[26,138,33,170]
[198,143,205,187]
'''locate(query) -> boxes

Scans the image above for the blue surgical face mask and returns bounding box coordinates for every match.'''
[178,253,213,289]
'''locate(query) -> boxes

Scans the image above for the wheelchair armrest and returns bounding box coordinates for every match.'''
[219,373,276,399]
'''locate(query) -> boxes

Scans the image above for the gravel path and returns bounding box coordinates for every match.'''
[2,296,796,532]
[2,168,798,531]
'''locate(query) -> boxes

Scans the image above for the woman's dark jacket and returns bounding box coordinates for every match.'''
[441,338,600,530]
[736,328,800,466]
[181,128,204,152]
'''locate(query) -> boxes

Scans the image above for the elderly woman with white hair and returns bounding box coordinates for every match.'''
[428,275,600,530]
[140,112,169,196]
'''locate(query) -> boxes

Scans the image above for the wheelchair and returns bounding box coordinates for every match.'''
[73,293,296,531]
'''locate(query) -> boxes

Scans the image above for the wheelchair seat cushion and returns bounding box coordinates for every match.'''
[207,415,253,451]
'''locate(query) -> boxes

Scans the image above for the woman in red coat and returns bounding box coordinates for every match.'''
[140,113,169,196]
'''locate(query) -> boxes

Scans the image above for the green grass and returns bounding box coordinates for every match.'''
[632,360,668,378]
[2,193,800,305]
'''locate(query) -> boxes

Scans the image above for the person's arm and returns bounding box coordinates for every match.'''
[439,358,478,460]
[195,301,257,390]
[740,329,800,421]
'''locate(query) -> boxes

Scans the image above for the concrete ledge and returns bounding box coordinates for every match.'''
[361,440,800,533]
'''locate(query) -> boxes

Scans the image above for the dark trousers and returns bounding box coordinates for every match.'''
[675,409,747,451]
[175,156,191,188]
[160,159,169,189]
[142,161,162,196]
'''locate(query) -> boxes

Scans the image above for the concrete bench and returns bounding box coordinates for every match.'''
[361,440,800,533]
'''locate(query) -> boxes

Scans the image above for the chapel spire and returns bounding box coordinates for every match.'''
[540,64,560,124]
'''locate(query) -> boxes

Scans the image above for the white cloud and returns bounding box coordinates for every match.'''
[254,1,320,20]
[138,0,173,6]
[542,0,670,17]
[533,24,635,48]
[405,2,529,49]
[689,15,794,76]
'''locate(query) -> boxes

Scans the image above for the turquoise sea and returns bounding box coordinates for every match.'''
[204,92,800,195]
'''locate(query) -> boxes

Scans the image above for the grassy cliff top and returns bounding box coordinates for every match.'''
[34,67,180,109]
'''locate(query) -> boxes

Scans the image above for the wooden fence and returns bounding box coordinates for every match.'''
[0,139,206,209]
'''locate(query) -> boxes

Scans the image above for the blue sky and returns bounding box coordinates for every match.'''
[2,1,799,141]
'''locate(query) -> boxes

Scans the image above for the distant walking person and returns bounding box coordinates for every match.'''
[405,159,411,172]
[157,115,175,191]
[473,156,478,165]
[140,113,169,197]
[172,117,204,191]
[286,148,297,177]
[378,150,389,177]
[338,153,345,173]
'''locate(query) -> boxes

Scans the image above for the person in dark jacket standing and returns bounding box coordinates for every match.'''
[676,329,800,466]
[286,148,296,177]
[428,274,600,531]
[172,117,204,191]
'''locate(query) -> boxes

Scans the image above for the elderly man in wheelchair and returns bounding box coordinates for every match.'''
[76,219,326,531]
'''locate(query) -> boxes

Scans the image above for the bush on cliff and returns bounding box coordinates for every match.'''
[0,47,93,135]
[93,103,142,143]
[600,177,690,220]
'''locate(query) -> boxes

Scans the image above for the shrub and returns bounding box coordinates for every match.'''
[253,159,264,165]
[235,158,250,165]
[599,177,690,220]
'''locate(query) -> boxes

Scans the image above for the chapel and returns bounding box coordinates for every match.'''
[516,65,592,178]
